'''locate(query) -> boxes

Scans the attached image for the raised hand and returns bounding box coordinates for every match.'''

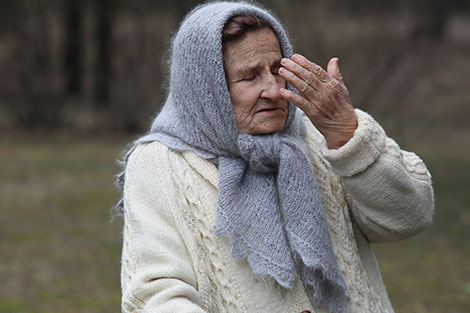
[279,54,357,149]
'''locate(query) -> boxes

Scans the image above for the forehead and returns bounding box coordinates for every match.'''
[223,27,282,71]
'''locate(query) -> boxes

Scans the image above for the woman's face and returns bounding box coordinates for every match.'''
[224,27,288,134]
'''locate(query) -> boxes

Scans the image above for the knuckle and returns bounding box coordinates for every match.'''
[313,66,322,76]
[299,81,309,93]
[329,80,340,88]
[295,96,305,107]
[304,71,315,83]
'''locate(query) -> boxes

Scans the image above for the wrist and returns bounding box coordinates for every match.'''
[326,133,354,149]
[320,108,386,177]
[323,116,358,149]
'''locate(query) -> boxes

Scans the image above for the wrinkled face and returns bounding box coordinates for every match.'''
[224,27,288,134]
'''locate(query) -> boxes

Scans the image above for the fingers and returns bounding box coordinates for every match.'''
[279,54,338,100]
[292,54,333,83]
[327,57,343,83]
[279,66,316,100]
[279,87,311,111]
[280,86,339,122]
[279,54,352,123]
[280,57,321,90]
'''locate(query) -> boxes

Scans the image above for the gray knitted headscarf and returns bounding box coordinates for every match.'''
[117,2,349,312]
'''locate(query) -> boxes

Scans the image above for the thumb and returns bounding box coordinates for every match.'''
[327,57,343,83]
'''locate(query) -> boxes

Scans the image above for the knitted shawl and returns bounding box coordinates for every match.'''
[117,2,349,312]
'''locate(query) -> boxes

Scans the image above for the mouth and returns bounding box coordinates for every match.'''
[256,107,283,114]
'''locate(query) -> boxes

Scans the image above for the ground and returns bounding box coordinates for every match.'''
[0,131,468,313]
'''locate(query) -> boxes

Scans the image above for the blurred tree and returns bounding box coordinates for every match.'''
[11,0,64,128]
[407,0,470,40]
[408,0,453,40]
[64,0,83,97]
[0,1,21,32]
[170,0,201,22]
[1,0,469,132]
[94,0,115,107]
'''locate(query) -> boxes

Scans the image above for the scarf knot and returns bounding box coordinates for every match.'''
[238,133,282,173]
[117,3,350,313]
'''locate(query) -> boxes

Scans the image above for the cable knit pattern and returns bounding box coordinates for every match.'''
[120,111,434,312]
[117,2,349,312]
[215,126,349,313]
[302,117,386,312]
[118,2,434,312]
[322,111,435,244]
[170,152,241,313]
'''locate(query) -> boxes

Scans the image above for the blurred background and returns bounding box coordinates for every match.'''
[0,0,469,312]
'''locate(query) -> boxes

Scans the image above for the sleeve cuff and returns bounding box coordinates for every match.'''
[320,109,386,177]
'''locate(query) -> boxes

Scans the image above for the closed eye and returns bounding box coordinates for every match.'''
[243,74,257,81]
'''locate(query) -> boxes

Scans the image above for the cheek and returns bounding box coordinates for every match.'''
[231,84,261,117]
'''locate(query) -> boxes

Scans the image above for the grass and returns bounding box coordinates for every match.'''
[373,133,470,313]
[0,131,469,312]
[0,133,126,313]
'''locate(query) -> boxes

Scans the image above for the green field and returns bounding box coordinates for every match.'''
[0,133,469,313]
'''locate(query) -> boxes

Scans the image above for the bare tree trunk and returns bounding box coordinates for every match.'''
[94,0,114,107]
[10,2,64,129]
[64,0,83,97]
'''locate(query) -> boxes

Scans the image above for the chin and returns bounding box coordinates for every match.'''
[255,121,286,134]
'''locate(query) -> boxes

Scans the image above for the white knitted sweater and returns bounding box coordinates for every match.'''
[120,110,434,313]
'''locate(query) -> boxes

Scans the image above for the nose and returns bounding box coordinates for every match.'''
[260,72,284,102]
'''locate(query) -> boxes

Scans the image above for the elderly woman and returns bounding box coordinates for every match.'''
[117,2,434,313]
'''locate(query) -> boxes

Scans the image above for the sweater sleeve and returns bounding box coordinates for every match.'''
[319,109,435,243]
[121,142,207,313]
